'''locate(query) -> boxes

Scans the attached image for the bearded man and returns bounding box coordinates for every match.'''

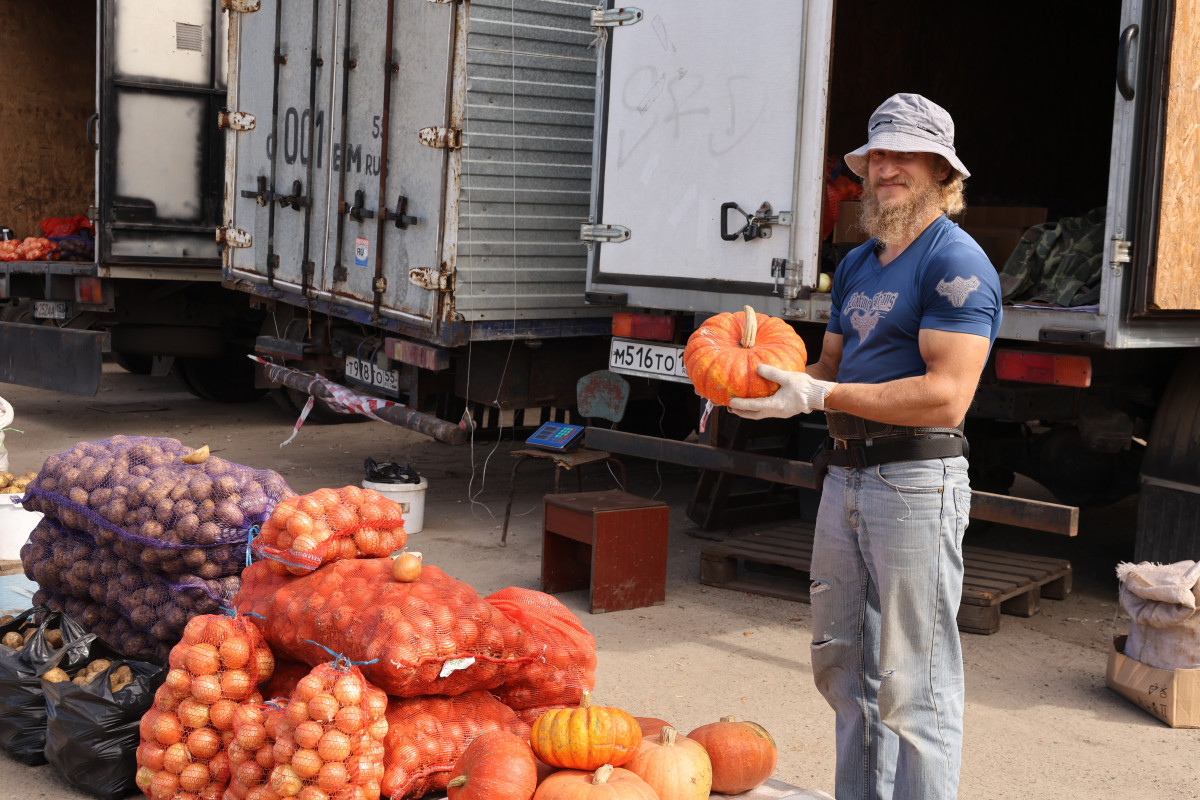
[730,94,1002,800]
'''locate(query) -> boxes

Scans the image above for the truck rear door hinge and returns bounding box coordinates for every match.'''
[591,7,643,27]
[216,227,252,248]
[409,267,453,292]
[580,223,631,246]
[221,0,260,12]
[1110,234,1131,277]
[218,110,257,131]
[418,126,462,149]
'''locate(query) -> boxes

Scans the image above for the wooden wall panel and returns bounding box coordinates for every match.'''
[1153,2,1200,310]
[0,1,95,241]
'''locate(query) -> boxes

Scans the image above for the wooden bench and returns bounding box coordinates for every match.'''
[699,522,1072,635]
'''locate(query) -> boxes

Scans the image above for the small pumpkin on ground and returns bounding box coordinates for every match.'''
[686,715,778,794]
[530,691,642,770]
[625,725,712,800]
[683,305,807,406]
[446,730,538,800]
[532,764,658,800]
[633,716,671,738]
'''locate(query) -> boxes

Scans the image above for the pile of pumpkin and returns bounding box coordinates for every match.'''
[447,691,777,799]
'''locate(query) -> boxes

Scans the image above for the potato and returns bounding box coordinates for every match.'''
[22,628,37,643]
[0,487,21,494]
[183,445,210,465]
[0,614,13,626]
[110,665,133,693]
[42,667,70,683]
[2,632,23,649]
[44,629,64,649]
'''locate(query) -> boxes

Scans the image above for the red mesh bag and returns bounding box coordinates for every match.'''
[379,691,530,800]
[265,660,389,800]
[235,559,539,697]
[251,487,406,575]
[225,699,289,800]
[136,614,274,800]
[486,587,596,713]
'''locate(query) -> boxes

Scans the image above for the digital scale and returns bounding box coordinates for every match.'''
[525,421,585,452]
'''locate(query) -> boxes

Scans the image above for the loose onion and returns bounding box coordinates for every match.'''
[391,552,422,582]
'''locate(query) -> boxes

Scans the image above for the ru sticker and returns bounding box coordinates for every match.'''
[355,237,369,266]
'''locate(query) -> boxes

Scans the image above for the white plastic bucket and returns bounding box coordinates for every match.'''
[363,477,428,534]
[0,495,41,560]
[0,396,12,473]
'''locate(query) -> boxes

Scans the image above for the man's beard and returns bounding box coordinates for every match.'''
[860,175,943,250]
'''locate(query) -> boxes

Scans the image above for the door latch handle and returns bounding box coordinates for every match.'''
[720,201,790,242]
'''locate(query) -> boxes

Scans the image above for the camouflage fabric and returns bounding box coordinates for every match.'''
[999,207,1106,306]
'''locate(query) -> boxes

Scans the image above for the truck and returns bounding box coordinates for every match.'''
[0,0,267,402]
[583,0,1200,563]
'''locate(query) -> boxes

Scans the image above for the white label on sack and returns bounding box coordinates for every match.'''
[439,656,476,678]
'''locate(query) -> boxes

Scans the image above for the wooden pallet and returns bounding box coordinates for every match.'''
[699,522,1072,635]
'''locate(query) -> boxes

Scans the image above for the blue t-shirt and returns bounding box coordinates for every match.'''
[827,215,1002,385]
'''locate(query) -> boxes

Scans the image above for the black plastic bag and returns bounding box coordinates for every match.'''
[364,457,421,484]
[0,609,87,765]
[41,634,165,800]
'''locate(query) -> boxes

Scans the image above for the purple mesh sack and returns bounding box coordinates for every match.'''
[22,436,293,579]
[32,589,166,661]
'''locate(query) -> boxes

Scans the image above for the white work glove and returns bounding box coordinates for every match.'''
[729,364,836,419]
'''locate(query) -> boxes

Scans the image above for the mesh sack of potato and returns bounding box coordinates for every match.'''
[0,609,88,764]
[23,518,239,646]
[379,690,531,800]
[238,657,389,800]
[34,587,166,660]
[225,698,289,800]
[235,558,540,697]
[136,613,274,800]
[22,436,293,579]
[485,587,597,714]
[250,486,406,575]
[41,633,166,800]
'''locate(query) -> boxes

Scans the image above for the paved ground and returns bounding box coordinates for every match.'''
[0,363,1196,799]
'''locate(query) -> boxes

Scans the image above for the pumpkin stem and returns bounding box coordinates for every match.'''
[579,690,591,709]
[593,764,615,785]
[661,725,677,746]
[446,776,467,789]
[740,305,757,349]
[720,715,736,722]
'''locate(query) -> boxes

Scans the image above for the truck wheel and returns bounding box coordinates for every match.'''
[112,352,153,375]
[176,354,268,403]
[1136,350,1200,563]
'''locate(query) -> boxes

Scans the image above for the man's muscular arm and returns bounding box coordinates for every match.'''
[823,328,989,427]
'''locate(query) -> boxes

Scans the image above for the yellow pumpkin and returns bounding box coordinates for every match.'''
[530,692,642,770]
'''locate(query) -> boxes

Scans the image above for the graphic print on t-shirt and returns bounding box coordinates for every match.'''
[935,275,982,307]
[844,290,899,342]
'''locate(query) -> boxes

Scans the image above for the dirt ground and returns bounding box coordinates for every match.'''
[0,363,1196,799]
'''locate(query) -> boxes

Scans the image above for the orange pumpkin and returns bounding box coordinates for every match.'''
[532,765,657,800]
[683,305,807,406]
[530,691,642,770]
[625,726,712,800]
[686,716,777,794]
[446,730,538,800]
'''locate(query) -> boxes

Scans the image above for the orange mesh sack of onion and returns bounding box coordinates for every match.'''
[250,486,406,575]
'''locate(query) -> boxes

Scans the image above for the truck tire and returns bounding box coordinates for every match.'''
[1136,350,1200,563]
[176,354,268,403]
[112,352,153,375]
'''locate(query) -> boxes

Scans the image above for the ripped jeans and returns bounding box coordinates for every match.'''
[810,456,971,800]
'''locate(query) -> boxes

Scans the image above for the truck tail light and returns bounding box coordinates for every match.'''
[995,349,1092,388]
[75,277,103,304]
[612,312,674,341]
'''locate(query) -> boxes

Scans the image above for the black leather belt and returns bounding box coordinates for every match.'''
[826,433,968,469]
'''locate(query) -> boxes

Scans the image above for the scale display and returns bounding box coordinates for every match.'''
[525,422,585,452]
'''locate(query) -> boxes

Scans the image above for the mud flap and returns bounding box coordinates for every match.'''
[0,322,103,395]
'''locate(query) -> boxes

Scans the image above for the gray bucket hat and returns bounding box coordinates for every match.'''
[844,93,970,179]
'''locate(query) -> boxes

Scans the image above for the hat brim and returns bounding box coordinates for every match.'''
[844,129,970,180]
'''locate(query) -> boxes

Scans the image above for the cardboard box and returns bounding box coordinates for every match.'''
[832,200,866,244]
[1106,634,1200,728]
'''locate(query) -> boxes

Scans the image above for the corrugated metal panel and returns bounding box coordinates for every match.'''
[455,0,601,320]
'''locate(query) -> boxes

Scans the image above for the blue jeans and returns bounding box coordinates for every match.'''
[810,456,972,800]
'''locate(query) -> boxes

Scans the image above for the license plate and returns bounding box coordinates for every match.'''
[608,337,690,383]
[344,355,400,396]
[33,300,68,319]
